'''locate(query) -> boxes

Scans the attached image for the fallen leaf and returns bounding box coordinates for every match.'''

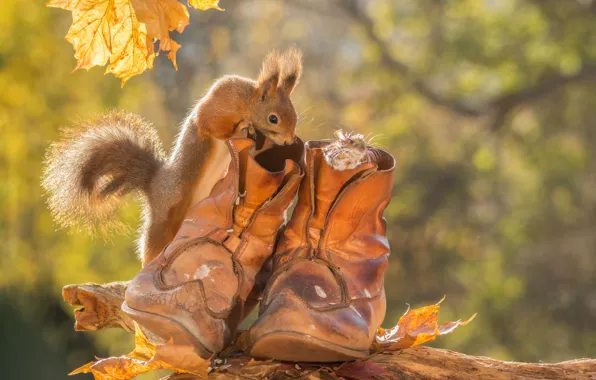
[372,296,476,352]
[159,374,199,380]
[335,361,388,380]
[188,0,223,11]
[150,341,210,376]
[127,323,156,361]
[277,363,295,371]
[70,356,156,380]
[71,322,210,379]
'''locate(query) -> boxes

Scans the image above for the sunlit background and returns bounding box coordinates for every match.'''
[2,0,596,378]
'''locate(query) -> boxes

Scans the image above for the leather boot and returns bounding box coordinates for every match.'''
[122,137,304,358]
[245,140,395,362]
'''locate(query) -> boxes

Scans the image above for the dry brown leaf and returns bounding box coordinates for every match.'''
[47,0,220,84]
[150,340,210,376]
[130,0,189,69]
[70,322,210,379]
[372,296,476,352]
[188,0,223,11]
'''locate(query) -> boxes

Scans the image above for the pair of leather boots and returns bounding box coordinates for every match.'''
[123,136,395,362]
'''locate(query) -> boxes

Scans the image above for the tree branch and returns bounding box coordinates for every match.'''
[488,64,596,110]
[62,281,134,332]
[336,0,596,121]
[338,0,481,117]
[187,348,596,379]
[64,281,596,379]
[370,347,596,380]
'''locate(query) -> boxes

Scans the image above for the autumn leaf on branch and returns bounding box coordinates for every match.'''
[47,0,223,85]
[71,322,210,379]
[372,296,477,352]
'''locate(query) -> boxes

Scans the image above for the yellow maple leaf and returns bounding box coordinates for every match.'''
[48,0,115,71]
[47,0,221,84]
[70,322,210,379]
[105,0,155,86]
[46,0,79,11]
[47,0,153,86]
[188,0,223,11]
[372,296,476,352]
[127,322,156,361]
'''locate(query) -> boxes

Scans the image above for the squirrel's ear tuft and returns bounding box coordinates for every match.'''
[258,49,281,100]
[280,47,303,95]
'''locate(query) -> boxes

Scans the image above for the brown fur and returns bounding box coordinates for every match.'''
[42,48,304,265]
[42,111,166,236]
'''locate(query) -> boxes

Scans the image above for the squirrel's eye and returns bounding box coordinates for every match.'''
[268,114,279,125]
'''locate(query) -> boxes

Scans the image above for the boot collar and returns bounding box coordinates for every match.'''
[303,140,395,230]
[305,139,395,174]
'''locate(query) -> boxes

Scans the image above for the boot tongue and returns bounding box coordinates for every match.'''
[310,150,375,230]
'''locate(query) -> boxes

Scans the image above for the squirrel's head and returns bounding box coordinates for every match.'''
[249,48,303,147]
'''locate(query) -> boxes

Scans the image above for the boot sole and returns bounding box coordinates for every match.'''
[121,302,212,358]
[249,331,369,362]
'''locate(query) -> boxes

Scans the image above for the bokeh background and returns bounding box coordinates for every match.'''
[2,0,596,378]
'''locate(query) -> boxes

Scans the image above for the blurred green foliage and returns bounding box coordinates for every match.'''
[2,0,596,378]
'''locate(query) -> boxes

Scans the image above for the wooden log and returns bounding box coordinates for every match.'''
[63,282,596,379]
[63,281,133,332]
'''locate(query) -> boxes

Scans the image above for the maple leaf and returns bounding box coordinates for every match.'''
[150,341,210,375]
[70,356,157,380]
[130,0,189,69]
[47,0,220,84]
[47,0,153,86]
[127,322,156,361]
[71,322,210,379]
[47,0,115,71]
[105,0,155,85]
[188,0,223,11]
[372,296,476,352]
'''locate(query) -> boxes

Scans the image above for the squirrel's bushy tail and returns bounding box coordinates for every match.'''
[42,111,166,235]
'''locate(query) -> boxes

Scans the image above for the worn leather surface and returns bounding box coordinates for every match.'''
[123,137,304,355]
[249,140,395,356]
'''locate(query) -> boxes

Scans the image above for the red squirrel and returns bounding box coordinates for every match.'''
[42,48,303,265]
